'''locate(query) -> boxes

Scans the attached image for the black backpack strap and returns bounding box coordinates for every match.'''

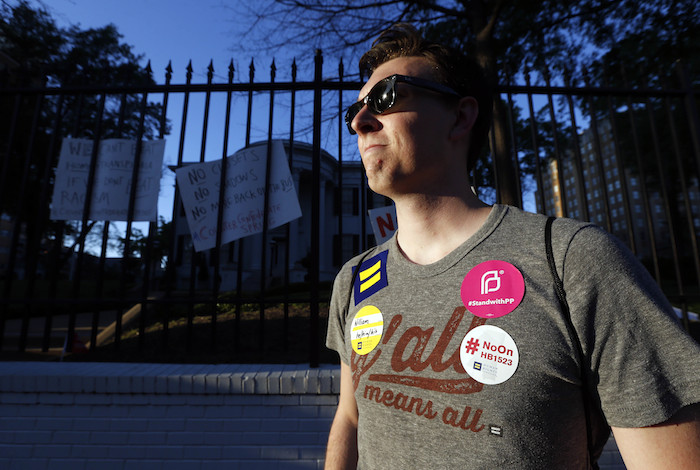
[545,216,599,470]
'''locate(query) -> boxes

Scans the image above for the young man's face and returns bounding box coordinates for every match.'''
[351,56,461,198]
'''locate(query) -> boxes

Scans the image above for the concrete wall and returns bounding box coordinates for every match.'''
[0,362,626,469]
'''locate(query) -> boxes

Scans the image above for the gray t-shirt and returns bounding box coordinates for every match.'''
[326,204,700,469]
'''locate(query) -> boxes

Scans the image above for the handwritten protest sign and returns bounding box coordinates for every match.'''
[369,205,397,244]
[50,138,165,221]
[175,141,302,252]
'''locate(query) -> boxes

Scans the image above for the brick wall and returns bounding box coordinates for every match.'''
[0,362,626,469]
[0,362,338,470]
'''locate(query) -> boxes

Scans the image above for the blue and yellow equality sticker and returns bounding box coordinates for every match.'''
[353,250,389,306]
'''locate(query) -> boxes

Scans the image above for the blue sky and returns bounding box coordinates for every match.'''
[43,0,241,78]
[42,0,254,82]
[39,0,355,84]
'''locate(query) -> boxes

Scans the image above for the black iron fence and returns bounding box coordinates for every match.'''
[1,52,698,366]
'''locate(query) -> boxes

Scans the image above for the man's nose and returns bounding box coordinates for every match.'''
[352,105,381,134]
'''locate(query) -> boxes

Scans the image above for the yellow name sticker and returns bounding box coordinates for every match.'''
[350,305,384,355]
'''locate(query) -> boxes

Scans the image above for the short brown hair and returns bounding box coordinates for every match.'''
[359,23,492,173]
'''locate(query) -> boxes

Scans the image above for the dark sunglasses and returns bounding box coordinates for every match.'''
[344,74,461,134]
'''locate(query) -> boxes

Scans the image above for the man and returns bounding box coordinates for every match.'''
[325,24,700,469]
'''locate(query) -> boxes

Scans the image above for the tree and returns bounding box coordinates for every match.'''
[0,0,168,278]
[118,218,172,267]
[233,0,699,205]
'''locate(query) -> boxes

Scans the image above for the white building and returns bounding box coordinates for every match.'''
[171,140,390,291]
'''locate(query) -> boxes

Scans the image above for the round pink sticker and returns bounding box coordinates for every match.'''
[461,260,525,318]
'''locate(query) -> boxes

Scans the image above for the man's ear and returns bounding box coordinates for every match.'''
[449,96,478,141]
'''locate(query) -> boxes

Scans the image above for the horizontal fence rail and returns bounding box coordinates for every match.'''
[0,54,698,365]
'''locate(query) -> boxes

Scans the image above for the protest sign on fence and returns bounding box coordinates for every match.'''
[368,205,397,244]
[175,141,302,252]
[50,138,165,221]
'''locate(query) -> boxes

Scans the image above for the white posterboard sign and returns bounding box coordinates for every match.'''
[50,138,165,221]
[175,141,302,252]
[369,205,397,244]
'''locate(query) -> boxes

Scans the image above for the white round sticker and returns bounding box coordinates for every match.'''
[351,305,384,355]
[460,325,519,385]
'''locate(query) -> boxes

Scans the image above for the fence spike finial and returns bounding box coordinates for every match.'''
[270,59,276,81]
[186,60,193,80]
[207,60,214,81]
[228,59,235,82]
[292,58,297,80]
[249,58,255,81]
[165,60,173,84]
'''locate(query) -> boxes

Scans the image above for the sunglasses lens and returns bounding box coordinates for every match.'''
[368,78,395,114]
[344,77,397,135]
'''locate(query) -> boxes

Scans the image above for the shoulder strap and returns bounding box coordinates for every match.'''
[545,217,599,470]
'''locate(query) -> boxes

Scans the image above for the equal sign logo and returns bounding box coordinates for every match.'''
[489,425,504,437]
[353,250,389,305]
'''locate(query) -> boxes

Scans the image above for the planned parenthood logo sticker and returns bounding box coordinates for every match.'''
[461,260,525,319]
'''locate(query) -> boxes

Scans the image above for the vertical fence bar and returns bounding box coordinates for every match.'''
[675,62,700,294]
[0,95,23,349]
[13,94,43,351]
[0,94,21,221]
[583,70,613,232]
[155,61,173,347]
[676,62,700,183]
[309,49,323,367]
[524,70,546,214]
[564,72,590,223]
[200,61,215,351]
[504,70,523,207]
[283,58,298,352]
[126,83,152,352]
[165,60,188,352]
[662,95,699,330]
[213,59,235,354]
[88,92,126,353]
[259,59,277,354]
[185,62,200,352]
[337,60,344,272]
[67,92,106,353]
[40,94,65,352]
[233,58,256,353]
[543,70,569,218]
[624,94,662,283]
[644,96,685,299]
[604,89,636,253]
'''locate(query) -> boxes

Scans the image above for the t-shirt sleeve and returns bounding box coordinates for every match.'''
[326,262,354,366]
[562,225,700,428]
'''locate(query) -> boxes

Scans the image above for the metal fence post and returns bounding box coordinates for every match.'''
[309,49,323,368]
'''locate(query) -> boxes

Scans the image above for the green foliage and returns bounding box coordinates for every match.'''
[586,0,700,87]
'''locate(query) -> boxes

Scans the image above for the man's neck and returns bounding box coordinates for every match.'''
[394,191,492,265]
